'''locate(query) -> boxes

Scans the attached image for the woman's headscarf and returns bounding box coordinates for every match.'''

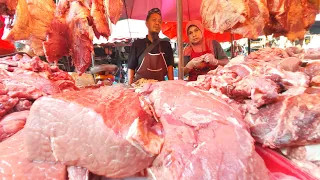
[184,20,212,56]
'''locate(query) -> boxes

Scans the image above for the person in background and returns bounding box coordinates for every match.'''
[183,20,229,81]
[127,8,174,84]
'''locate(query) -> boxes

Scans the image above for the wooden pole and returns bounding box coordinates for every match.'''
[177,0,184,80]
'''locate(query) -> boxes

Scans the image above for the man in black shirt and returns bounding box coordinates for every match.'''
[127,8,174,84]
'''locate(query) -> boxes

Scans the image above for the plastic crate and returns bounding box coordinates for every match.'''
[255,144,317,180]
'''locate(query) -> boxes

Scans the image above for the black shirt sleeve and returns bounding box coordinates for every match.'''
[212,40,228,60]
[163,41,174,67]
[128,40,138,70]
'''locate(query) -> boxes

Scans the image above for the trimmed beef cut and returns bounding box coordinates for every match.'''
[201,0,269,39]
[245,93,320,148]
[24,85,163,178]
[0,131,67,179]
[141,81,270,180]
[0,110,29,142]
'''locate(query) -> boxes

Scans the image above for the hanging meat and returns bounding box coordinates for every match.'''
[201,0,269,39]
[91,0,111,38]
[1,0,55,56]
[264,0,318,40]
[44,0,124,74]
[107,0,123,24]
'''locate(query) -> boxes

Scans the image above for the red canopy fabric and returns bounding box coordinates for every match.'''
[162,22,243,43]
[121,0,201,21]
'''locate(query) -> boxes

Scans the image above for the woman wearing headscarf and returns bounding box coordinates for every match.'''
[183,20,229,81]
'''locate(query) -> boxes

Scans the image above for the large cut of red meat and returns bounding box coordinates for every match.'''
[201,0,269,39]
[245,93,320,148]
[2,0,56,55]
[24,85,163,178]
[140,81,270,179]
[264,0,318,40]
[0,131,67,178]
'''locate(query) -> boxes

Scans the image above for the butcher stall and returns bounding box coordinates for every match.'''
[1,0,320,179]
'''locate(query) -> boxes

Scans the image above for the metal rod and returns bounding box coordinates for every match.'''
[248,39,251,54]
[177,0,184,80]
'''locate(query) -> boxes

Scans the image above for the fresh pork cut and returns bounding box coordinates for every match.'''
[246,93,320,148]
[140,81,270,180]
[0,131,67,179]
[24,85,163,178]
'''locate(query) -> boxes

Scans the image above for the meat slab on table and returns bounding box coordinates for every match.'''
[140,81,270,180]
[0,131,67,179]
[245,93,320,148]
[24,85,163,178]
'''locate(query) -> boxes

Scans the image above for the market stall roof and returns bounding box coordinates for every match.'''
[120,0,201,22]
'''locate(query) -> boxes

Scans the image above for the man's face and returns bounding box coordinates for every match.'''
[188,26,203,44]
[146,13,162,34]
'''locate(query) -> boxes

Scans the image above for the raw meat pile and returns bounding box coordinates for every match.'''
[0,53,78,142]
[0,78,276,179]
[201,0,318,40]
[189,47,320,179]
[0,0,124,74]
